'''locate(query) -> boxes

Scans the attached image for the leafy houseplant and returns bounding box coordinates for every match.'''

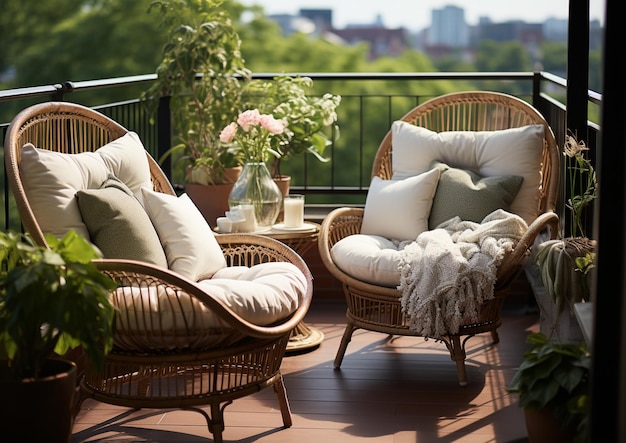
[0,229,117,380]
[245,75,341,178]
[0,229,117,441]
[508,332,590,443]
[143,0,251,185]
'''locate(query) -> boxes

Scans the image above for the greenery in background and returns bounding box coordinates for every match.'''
[0,0,603,201]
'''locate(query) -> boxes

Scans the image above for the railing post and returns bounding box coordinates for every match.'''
[156,95,173,181]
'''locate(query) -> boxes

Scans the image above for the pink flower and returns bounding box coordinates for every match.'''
[221,109,286,162]
[259,114,285,134]
[237,109,262,132]
[219,122,238,143]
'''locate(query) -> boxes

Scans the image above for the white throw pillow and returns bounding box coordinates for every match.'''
[19,132,152,239]
[331,234,404,287]
[361,168,440,241]
[141,188,227,281]
[391,122,544,225]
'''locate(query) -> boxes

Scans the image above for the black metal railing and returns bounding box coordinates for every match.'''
[0,71,602,233]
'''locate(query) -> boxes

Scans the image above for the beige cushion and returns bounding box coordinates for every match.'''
[360,168,440,241]
[428,161,524,229]
[76,176,168,267]
[391,122,544,225]
[199,263,306,325]
[19,132,153,239]
[331,234,404,287]
[141,188,227,281]
[112,261,307,350]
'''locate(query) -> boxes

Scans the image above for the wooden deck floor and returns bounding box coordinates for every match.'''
[71,295,538,443]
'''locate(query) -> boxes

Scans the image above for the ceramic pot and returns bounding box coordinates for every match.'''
[0,359,77,443]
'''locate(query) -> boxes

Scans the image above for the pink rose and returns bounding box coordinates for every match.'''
[237,109,262,132]
[259,114,285,135]
[219,122,238,143]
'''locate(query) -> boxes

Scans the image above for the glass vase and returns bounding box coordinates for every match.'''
[228,162,282,231]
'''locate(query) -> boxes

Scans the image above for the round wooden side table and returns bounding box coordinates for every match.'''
[260,222,324,354]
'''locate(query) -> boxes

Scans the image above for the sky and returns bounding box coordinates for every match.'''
[240,0,606,32]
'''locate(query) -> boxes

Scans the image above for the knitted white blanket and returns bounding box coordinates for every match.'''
[398,209,528,339]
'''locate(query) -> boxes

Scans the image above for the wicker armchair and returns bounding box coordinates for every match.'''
[318,91,560,386]
[4,102,313,442]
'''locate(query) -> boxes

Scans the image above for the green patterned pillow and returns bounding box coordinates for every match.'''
[76,176,168,267]
[428,161,524,229]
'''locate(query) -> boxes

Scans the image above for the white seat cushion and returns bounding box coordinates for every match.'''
[331,234,405,287]
[112,261,307,350]
[391,122,544,225]
[199,262,306,325]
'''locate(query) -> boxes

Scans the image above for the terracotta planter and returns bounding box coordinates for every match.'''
[0,359,77,443]
[273,175,291,222]
[185,166,243,228]
[524,406,575,443]
[186,182,235,228]
[273,175,291,196]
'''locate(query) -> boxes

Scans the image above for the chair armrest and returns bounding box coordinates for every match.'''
[497,211,560,286]
[317,207,368,285]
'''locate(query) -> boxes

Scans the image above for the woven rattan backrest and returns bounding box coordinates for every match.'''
[372,91,560,219]
[4,101,175,246]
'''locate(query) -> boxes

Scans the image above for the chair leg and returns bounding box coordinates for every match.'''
[443,335,468,387]
[208,402,227,443]
[334,322,356,369]
[491,329,500,344]
[273,373,293,427]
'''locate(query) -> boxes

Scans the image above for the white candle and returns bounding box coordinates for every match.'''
[236,204,257,232]
[283,194,304,228]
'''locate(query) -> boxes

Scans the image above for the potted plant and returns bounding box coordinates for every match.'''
[142,0,251,225]
[244,75,341,190]
[0,229,117,442]
[534,131,597,342]
[508,332,590,443]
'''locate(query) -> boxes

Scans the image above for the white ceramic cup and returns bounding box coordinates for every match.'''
[216,216,234,233]
[283,194,305,228]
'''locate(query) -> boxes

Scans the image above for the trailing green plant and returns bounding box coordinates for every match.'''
[0,230,117,380]
[508,332,590,442]
[142,0,251,184]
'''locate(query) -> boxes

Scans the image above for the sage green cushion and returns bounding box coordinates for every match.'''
[76,176,168,267]
[428,161,524,229]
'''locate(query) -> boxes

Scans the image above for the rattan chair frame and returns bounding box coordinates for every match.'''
[318,91,560,386]
[4,102,313,442]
